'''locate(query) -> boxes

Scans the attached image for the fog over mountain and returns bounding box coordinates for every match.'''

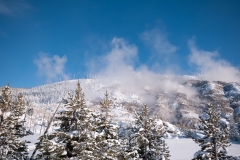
[3,76,239,130]
[2,39,240,129]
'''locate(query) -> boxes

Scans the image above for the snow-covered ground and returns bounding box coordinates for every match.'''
[23,135,240,159]
[166,138,240,160]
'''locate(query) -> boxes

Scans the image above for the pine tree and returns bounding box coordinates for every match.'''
[0,84,12,126]
[236,116,240,141]
[192,104,231,160]
[0,85,30,159]
[118,126,138,160]
[35,136,54,160]
[238,121,240,140]
[100,90,112,120]
[94,90,120,160]
[151,135,170,160]
[229,116,239,141]
[37,80,99,159]
[124,104,170,160]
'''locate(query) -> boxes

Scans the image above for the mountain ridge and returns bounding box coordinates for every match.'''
[1,79,240,129]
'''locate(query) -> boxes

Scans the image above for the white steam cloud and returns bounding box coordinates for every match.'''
[90,37,197,104]
[140,28,177,54]
[188,39,240,82]
[85,36,240,105]
[34,53,69,83]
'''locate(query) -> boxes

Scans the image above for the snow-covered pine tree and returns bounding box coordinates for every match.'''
[236,116,240,140]
[35,136,55,160]
[0,84,12,126]
[0,84,13,159]
[229,116,239,141]
[37,80,98,159]
[151,135,170,160]
[118,125,138,160]
[123,104,170,160]
[94,90,120,159]
[0,85,30,159]
[238,120,240,140]
[100,90,111,120]
[192,104,231,160]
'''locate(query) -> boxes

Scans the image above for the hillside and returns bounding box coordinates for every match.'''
[2,78,240,130]
[1,79,240,159]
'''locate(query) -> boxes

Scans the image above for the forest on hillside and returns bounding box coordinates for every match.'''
[0,82,240,160]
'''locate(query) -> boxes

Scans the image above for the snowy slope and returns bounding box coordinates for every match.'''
[1,79,240,130]
[2,79,240,159]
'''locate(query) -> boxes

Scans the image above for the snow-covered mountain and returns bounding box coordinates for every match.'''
[2,79,240,130]
[2,78,240,159]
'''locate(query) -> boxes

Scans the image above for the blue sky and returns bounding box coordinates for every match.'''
[0,0,240,88]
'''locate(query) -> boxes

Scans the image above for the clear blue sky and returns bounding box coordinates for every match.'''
[0,0,240,88]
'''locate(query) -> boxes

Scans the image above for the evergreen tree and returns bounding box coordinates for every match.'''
[37,80,99,159]
[192,104,231,160]
[100,90,112,120]
[0,84,12,126]
[0,85,30,159]
[151,136,170,160]
[238,121,240,140]
[229,116,239,141]
[118,126,139,160]
[124,104,170,160]
[236,116,240,140]
[35,136,55,160]
[94,90,120,160]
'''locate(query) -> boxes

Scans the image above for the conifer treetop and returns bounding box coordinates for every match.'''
[14,93,25,118]
[135,104,155,131]
[63,79,86,111]
[100,90,112,119]
[0,84,12,114]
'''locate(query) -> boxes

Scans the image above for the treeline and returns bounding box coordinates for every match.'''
[0,81,240,160]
